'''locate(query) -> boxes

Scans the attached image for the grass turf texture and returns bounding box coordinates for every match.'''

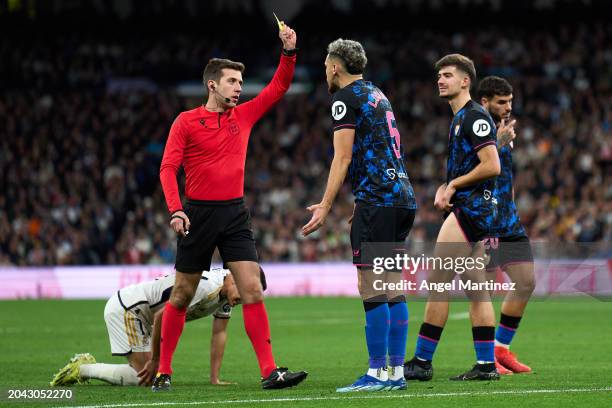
[0,297,610,408]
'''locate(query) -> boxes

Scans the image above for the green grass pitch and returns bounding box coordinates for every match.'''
[1,297,611,407]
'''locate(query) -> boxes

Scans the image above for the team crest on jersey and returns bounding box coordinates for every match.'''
[228,121,240,136]
[331,101,347,120]
[472,119,491,137]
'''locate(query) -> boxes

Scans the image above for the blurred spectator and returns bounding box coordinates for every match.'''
[0,2,610,265]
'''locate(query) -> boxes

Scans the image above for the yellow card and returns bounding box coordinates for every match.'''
[273,12,284,31]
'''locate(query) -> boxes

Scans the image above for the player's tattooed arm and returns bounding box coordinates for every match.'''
[497,118,516,149]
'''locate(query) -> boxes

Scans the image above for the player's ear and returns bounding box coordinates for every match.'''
[207,80,216,93]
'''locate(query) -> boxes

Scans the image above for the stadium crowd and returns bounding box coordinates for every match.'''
[1,3,610,266]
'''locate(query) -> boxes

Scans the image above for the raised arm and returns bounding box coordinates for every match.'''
[239,24,297,124]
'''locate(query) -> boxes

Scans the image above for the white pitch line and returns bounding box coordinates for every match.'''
[52,387,612,408]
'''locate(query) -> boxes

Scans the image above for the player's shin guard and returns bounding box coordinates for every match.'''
[243,302,276,378]
[158,302,187,375]
[388,296,408,368]
[415,323,443,362]
[473,326,495,363]
[495,313,521,348]
[363,296,390,369]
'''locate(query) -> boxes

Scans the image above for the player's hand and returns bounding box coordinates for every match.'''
[170,210,191,237]
[497,118,516,149]
[226,285,241,306]
[137,359,159,386]
[433,184,448,211]
[302,202,331,236]
[348,203,356,225]
[435,184,456,212]
[279,23,297,50]
[211,378,237,385]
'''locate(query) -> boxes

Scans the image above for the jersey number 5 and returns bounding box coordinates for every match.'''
[386,111,401,159]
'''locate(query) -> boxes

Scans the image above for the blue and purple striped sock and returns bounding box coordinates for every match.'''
[473,326,495,363]
[495,313,522,348]
[415,322,443,362]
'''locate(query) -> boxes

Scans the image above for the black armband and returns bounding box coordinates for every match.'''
[282,48,298,56]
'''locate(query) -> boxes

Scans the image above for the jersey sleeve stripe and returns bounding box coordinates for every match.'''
[333,124,356,130]
[473,140,496,151]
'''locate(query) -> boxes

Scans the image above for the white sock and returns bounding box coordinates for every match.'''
[367,367,388,381]
[79,363,139,386]
[494,339,510,349]
[388,366,403,381]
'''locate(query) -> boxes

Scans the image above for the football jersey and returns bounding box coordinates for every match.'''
[493,144,526,237]
[116,267,232,326]
[331,79,417,209]
[447,100,498,231]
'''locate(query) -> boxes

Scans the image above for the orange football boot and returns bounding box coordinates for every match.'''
[495,346,532,373]
[495,359,513,375]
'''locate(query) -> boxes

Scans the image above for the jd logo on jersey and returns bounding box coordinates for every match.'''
[472,119,491,137]
[332,101,347,120]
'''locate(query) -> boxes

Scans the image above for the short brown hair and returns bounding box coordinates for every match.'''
[327,38,368,75]
[477,76,513,100]
[202,58,245,89]
[434,53,477,85]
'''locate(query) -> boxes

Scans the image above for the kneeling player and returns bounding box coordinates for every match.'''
[50,267,254,386]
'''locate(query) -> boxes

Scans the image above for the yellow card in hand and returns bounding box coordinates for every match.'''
[273,12,284,31]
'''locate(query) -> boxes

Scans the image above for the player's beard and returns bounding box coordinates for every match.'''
[490,111,502,122]
[328,78,340,94]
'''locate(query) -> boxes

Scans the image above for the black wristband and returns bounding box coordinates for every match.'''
[170,210,184,218]
[282,48,298,56]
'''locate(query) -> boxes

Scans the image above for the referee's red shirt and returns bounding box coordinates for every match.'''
[160,53,296,213]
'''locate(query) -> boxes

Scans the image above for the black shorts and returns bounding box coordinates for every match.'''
[175,198,258,273]
[453,208,491,244]
[350,203,416,265]
[486,234,534,271]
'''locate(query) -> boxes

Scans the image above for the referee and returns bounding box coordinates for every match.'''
[152,23,307,391]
